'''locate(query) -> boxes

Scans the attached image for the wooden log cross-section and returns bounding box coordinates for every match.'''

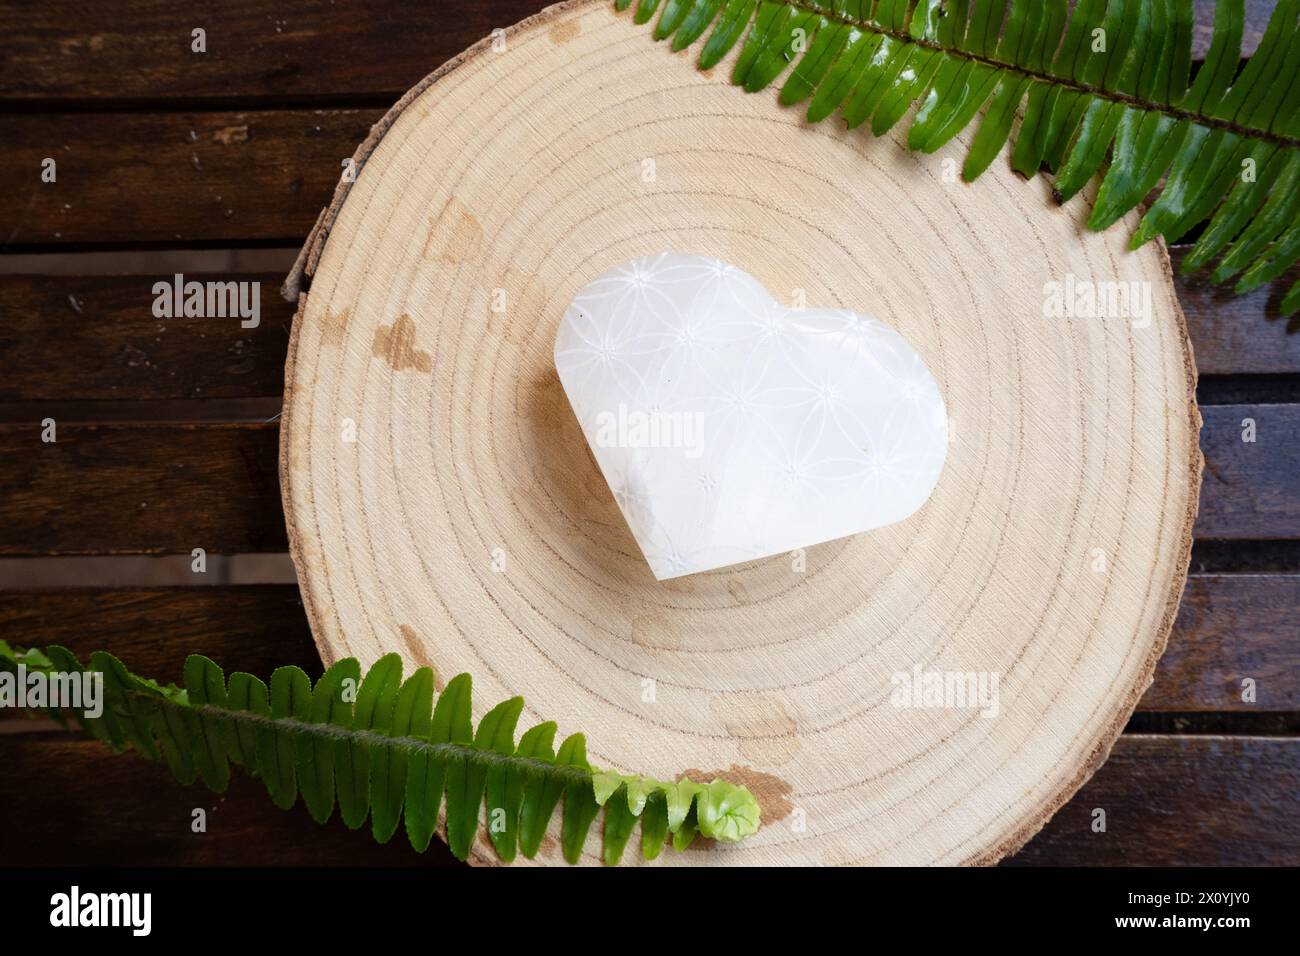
[274,0,1203,866]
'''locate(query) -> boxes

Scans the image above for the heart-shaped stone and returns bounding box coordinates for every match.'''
[554,253,948,580]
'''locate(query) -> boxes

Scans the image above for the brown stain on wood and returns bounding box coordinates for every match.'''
[425,197,481,264]
[630,612,683,651]
[398,624,433,670]
[679,763,795,824]
[486,266,544,345]
[710,693,801,766]
[548,20,581,44]
[527,370,573,433]
[372,314,432,373]
[320,307,351,348]
[212,124,249,145]
[60,34,107,55]
[725,578,751,604]
[520,369,629,535]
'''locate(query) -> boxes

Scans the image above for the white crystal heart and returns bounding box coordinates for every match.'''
[554,253,949,580]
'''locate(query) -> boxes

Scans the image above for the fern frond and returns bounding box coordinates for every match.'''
[618,0,1300,313]
[0,642,761,865]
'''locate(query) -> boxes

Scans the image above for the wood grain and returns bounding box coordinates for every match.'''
[1167,251,1300,374]
[1003,735,1300,866]
[0,423,286,555]
[1153,574,1300,711]
[0,586,319,677]
[0,0,1265,104]
[1,735,1290,866]
[0,737,461,867]
[1195,405,1300,539]
[0,0,552,104]
[0,108,379,246]
[278,0,1200,866]
[1,405,1289,554]
[2,574,1295,713]
[0,274,293,401]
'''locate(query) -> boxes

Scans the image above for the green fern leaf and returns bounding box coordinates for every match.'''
[1282,277,1300,312]
[225,671,267,767]
[2,645,761,865]
[557,732,600,863]
[370,663,429,843]
[401,671,444,850]
[182,654,232,793]
[516,721,564,858]
[623,0,1300,313]
[264,665,310,809]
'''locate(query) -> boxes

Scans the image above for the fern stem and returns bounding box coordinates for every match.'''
[181,697,596,785]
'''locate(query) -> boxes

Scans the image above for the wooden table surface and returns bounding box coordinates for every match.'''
[0,0,1298,867]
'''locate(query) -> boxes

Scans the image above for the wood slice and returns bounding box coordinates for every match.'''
[280,0,1201,865]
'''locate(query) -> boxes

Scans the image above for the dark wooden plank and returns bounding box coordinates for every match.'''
[1195,404,1300,539]
[1006,735,1300,865]
[1170,250,1300,375]
[0,573,1295,713]
[0,423,285,555]
[0,399,287,426]
[0,274,293,401]
[0,737,462,866]
[2,264,1295,403]
[1148,574,1300,711]
[0,1,1265,104]
[0,586,319,677]
[0,734,1290,865]
[0,0,550,104]
[1,404,1291,554]
[0,109,379,245]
